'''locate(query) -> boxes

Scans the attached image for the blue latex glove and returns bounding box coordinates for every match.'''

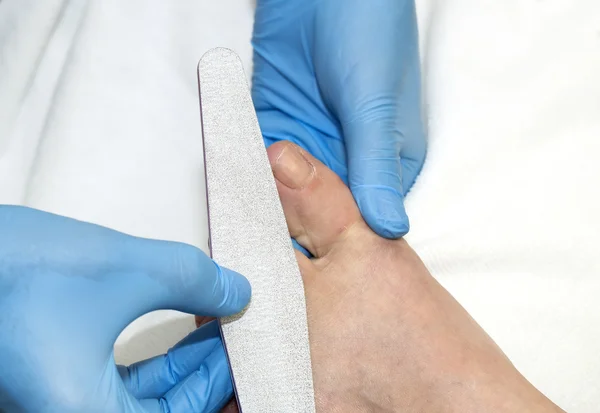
[0,205,250,413]
[253,0,426,239]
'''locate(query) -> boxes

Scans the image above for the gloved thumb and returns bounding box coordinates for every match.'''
[313,0,426,239]
[111,237,251,323]
[344,117,409,239]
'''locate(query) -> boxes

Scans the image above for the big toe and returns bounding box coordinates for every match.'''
[267,142,364,258]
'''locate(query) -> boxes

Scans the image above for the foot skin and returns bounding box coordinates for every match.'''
[266,142,563,413]
[201,142,563,412]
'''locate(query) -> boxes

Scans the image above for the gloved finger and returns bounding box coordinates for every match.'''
[345,117,408,239]
[115,236,251,320]
[292,238,311,258]
[138,340,233,413]
[346,106,426,237]
[118,320,223,399]
[314,0,426,239]
[344,96,426,239]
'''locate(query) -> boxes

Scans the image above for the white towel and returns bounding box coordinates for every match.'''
[1,1,598,411]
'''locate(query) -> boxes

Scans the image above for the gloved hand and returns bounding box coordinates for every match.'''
[0,205,250,413]
[252,0,426,239]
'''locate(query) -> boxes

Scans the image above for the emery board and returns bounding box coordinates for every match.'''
[198,48,316,412]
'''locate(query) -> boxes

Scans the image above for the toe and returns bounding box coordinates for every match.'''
[267,141,363,258]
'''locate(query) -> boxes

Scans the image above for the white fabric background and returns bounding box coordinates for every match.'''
[1,1,599,411]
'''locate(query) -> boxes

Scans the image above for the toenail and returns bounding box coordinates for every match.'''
[272,145,315,189]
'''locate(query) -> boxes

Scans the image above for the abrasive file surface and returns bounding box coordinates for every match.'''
[198,48,316,413]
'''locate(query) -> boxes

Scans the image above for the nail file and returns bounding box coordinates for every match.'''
[198,48,316,413]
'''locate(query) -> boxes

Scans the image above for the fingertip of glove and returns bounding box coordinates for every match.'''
[218,265,252,314]
[292,238,312,258]
[353,186,410,239]
[374,219,409,239]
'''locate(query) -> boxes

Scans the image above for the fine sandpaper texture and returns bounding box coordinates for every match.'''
[198,48,316,412]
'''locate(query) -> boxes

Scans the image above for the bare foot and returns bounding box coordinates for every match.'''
[266,142,564,413]
[202,142,563,412]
